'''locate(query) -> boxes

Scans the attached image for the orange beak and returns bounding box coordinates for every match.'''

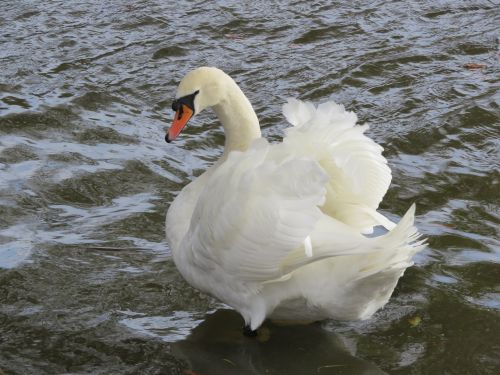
[166,104,194,143]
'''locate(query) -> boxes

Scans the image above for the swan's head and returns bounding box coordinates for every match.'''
[166,67,228,143]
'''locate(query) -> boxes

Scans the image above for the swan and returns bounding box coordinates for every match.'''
[165,67,425,335]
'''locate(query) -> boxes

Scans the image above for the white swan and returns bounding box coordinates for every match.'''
[165,67,425,333]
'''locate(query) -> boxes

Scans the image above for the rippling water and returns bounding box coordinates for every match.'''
[1,1,499,374]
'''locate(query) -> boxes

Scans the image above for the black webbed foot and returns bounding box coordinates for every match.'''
[243,324,258,337]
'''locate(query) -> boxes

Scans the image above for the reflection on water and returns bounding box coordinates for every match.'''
[172,310,386,375]
[0,0,499,374]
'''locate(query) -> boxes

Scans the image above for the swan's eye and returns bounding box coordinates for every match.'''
[172,90,199,115]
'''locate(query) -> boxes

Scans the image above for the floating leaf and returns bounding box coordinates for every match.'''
[463,63,487,70]
[408,315,422,327]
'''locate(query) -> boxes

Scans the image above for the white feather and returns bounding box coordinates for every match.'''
[166,67,425,330]
[304,236,313,258]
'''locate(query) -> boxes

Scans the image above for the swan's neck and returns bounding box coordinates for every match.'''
[212,82,261,157]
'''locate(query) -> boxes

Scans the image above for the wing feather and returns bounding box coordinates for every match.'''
[283,99,393,232]
[179,99,400,282]
[184,139,329,281]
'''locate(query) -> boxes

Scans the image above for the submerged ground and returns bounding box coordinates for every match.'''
[0,1,499,374]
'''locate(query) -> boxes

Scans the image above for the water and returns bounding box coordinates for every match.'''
[1,0,499,373]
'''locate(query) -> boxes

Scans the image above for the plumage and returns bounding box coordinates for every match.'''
[165,67,425,330]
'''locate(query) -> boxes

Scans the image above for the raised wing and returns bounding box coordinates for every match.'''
[283,99,394,233]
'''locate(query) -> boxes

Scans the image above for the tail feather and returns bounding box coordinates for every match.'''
[353,203,426,281]
[278,204,425,280]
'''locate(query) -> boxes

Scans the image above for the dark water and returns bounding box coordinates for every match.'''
[1,0,499,374]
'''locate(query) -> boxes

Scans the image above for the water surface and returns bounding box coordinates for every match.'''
[1,1,499,374]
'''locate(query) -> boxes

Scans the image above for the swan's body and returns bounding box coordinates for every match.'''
[166,67,425,330]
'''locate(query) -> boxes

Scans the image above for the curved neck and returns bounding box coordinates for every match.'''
[212,81,261,157]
